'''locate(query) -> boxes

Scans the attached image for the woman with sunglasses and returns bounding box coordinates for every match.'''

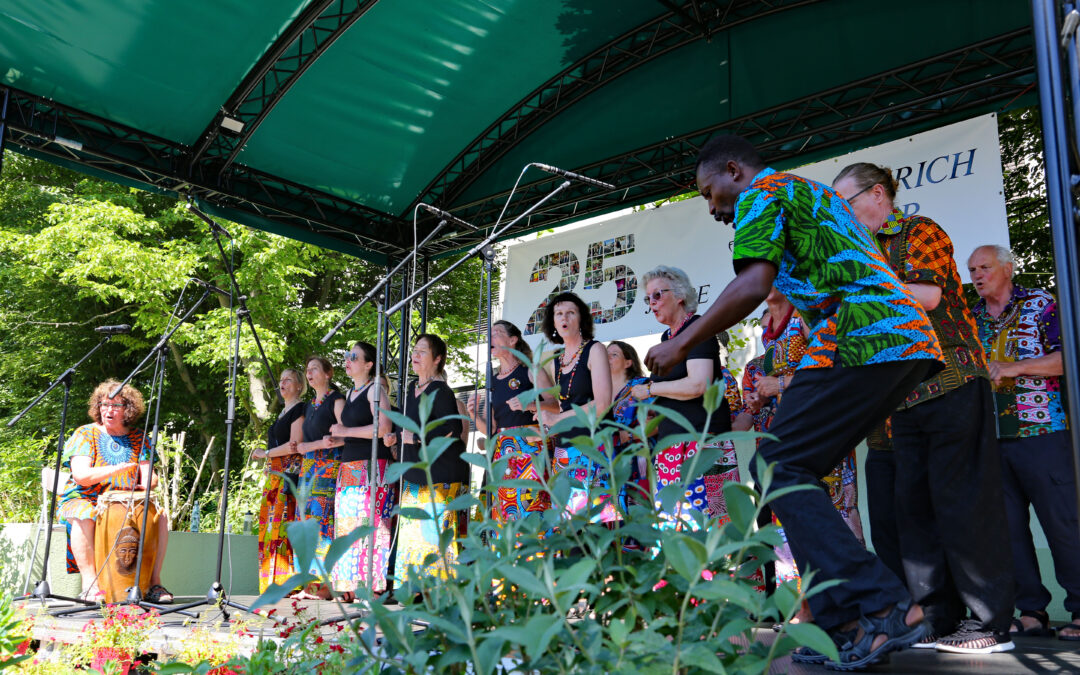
[633,266,733,526]
[251,367,307,594]
[396,334,471,585]
[328,342,394,599]
[539,292,614,521]
[468,320,555,523]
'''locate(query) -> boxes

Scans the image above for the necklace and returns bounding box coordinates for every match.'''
[560,341,586,368]
[351,379,373,398]
[311,390,329,409]
[414,377,434,395]
[667,312,694,339]
[558,342,588,401]
[278,400,300,418]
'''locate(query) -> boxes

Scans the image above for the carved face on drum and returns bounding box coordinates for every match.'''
[115,526,140,574]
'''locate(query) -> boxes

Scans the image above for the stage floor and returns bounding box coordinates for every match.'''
[17,595,1080,673]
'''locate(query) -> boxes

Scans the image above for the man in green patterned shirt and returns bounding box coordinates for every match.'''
[646,134,942,670]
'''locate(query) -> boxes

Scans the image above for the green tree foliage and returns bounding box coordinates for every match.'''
[0,154,486,524]
[999,106,1056,293]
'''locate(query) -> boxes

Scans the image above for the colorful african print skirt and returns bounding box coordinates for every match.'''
[258,468,297,594]
[654,440,740,530]
[294,456,339,575]
[774,450,862,586]
[330,459,397,594]
[551,445,618,523]
[490,430,550,523]
[395,480,469,586]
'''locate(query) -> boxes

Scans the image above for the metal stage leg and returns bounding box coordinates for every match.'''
[1032,0,1080,511]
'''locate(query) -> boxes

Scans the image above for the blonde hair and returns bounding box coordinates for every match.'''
[280,367,308,398]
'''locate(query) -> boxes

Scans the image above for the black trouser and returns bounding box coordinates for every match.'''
[750,359,932,631]
[1001,431,1080,617]
[892,378,1014,635]
[864,447,905,585]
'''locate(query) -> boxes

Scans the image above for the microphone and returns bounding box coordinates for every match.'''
[417,204,479,230]
[95,325,132,335]
[531,163,614,190]
[190,277,231,297]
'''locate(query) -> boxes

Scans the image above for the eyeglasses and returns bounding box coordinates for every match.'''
[411,348,430,357]
[844,184,874,205]
[99,402,128,410]
[345,352,362,362]
[647,288,673,304]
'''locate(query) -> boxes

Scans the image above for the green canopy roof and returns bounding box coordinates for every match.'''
[0,0,1036,262]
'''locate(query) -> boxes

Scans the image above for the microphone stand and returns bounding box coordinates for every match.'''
[12,335,116,608]
[161,208,283,621]
[314,212,465,622]
[54,289,213,618]
[313,293,387,628]
[383,176,571,545]
[385,164,612,525]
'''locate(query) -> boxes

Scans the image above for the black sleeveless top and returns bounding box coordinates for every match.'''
[556,340,596,443]
[401,380,467,485]
[652,315,731,440]
[340,384,391,462]
[302,389,344,461]
[267,402,306,450]
[491,363,535,432]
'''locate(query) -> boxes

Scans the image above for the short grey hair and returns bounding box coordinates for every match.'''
[641,265,698,313]
[970,244,1016,278]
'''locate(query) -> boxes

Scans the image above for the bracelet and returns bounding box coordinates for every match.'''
[778,375,785,396]
[289,440,298,453]
[646,382,652,397]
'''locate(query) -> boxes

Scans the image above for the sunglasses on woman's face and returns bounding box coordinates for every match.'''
[647,288,672,304]
[345,352,363,362]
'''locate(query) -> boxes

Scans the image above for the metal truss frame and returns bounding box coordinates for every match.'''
[0,85,408,260]
[0,22,1034,262]
[433,27,1036,253]
[407,0,823,214]
[188,0,379,178]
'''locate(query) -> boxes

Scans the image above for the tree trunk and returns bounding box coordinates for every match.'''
[167,341,214,448]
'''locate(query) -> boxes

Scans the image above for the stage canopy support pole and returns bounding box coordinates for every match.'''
[1032,0,1080,496]
[0,88,9,176]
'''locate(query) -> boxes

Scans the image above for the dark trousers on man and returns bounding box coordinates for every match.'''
[1001,430,1080,617]
[891,378,1014,635]
[751,359,931,631]
[864,447,905,584]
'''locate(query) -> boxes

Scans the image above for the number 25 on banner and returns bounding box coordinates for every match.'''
[523,233,638,335]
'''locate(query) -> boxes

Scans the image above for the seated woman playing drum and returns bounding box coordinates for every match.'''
[56,379,172,603]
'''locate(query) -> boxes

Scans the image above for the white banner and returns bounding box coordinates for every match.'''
[503,114,1009,346]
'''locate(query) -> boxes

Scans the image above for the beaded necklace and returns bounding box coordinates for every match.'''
[558,341,587,402]
[667,312,694,339]
[310,390,329,410]
[350,380,373,400]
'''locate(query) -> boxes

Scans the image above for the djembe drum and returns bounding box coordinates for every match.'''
[94,490,160,603]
